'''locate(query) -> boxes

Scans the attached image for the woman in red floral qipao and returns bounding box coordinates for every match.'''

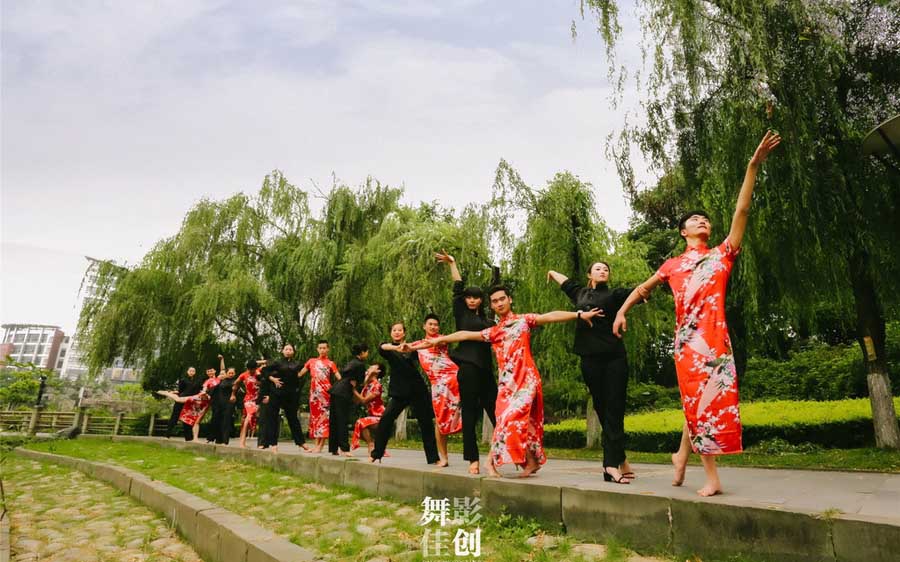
[231,359,262,449]
[352,366,387,454]
[300,340,339,453]
[158,366,221,442]
[428,286,602,478]
[614,131,781,497]
[409,314,463,467]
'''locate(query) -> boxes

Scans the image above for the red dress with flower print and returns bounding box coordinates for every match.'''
[351,378,385,450]
[656,239,743,455]
[305,357,338,439]
[179,377,220,427]
[480,314,546,468]
[412,339,462,436]
[236,369,260,432]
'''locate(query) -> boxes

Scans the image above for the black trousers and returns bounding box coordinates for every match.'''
[581,353,629,467]
[167,403,184,437]
[213,403,234,445]
[267,390,306,446]
[372,388,439,464]
[328,394,352,454]
[261,400,281,447]
[457,361,497,462]
[182,421,193,441]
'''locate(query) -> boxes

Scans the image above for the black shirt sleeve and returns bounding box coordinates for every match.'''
[452,280,467,322]
[613,287,633,309]
[560,279,583,306]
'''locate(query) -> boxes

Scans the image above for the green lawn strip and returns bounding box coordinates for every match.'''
[388,437,900,473]
[24,439,663,562]
[3,453,203,562]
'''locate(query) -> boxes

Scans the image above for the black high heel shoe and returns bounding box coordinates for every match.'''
[603,467,630,484]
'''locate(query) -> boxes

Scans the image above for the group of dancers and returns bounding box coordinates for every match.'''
[159,131,781,497]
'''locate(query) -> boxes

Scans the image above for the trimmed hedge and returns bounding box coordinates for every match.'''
[544,397,900,451]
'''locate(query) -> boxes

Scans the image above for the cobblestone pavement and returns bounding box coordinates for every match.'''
[3,455,204,562]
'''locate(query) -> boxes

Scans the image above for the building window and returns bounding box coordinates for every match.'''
[14,334,25,343]
[26,334,40,343]
[23,344,36,354]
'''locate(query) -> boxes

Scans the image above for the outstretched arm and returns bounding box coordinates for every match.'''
[218,354,225,376]
[612,274,662,338]
[435,250,462,282]
[728,131,781,249]
[429,330,484,345]
[534,308,603,327]
[546,270,569,286]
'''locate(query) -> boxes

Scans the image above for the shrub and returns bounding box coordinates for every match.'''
[544,398,900,451]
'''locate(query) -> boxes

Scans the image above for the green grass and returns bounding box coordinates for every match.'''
[16,439,781,562]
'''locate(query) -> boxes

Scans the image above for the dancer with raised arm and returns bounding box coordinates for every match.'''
[408,313,462,467]
[435,251,497,474]
[302,340,340,453]
[264,344,311,452]
[547,262,637,484]
[427,285,602,477]
[165,367,201,440]
[231,359,262,448]
[613,131,781,497]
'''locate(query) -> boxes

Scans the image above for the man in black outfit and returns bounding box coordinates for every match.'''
[370,322,440,465]
[167,366,200,439]
[329,343,380,455]
[264,343,311,451]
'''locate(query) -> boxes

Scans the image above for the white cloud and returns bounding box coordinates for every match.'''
[2,1,647,331]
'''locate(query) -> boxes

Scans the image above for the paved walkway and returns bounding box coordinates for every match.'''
[239,439,900,521]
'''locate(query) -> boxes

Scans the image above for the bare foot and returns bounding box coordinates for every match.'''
[435,459,449,468]
[238,442,246,449]
[300,444,312,452]
[697,483,722,497]
[671,453,687,486]
[519,460,541,478]
[486,461,501,478]
[620,460,635,480]
[341,451,354,458]
[468,461,480,475]
[271,446,278,454]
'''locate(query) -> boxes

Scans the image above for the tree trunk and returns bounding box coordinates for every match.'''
[849,250,900,449]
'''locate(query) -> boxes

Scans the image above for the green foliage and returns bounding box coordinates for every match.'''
[545,398,900,450]
[0,359,58,408]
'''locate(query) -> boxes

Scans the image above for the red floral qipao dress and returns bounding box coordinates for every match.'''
[656,239,743,455]
[305,357,338,439]
[481,314,546,468]
[352,377,385,450]
[179,377,220,426]
[413,338,462,436]
[236,369,260,431]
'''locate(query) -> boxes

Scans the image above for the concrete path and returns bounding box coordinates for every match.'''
[239,439,900,522]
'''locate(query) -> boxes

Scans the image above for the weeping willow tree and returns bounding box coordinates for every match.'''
[579,0,900,446]
[489,161,672,416]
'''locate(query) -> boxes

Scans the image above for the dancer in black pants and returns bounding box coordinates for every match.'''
[548,262,638,484]
[435,251,497,475]
[369,322,440,465]
[264,344,311,451]
[329,344,380,455]
[166,366,200,439]
[209,359,237,444]
[256,359,278,450]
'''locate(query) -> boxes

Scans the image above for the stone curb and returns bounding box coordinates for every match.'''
[85,435,900,562]
[13,448,321,562]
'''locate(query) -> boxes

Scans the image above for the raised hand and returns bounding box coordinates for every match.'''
[434,249,455,264]
[750,130,781,166]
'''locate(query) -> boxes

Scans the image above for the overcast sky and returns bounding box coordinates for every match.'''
[1,1,648,333]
